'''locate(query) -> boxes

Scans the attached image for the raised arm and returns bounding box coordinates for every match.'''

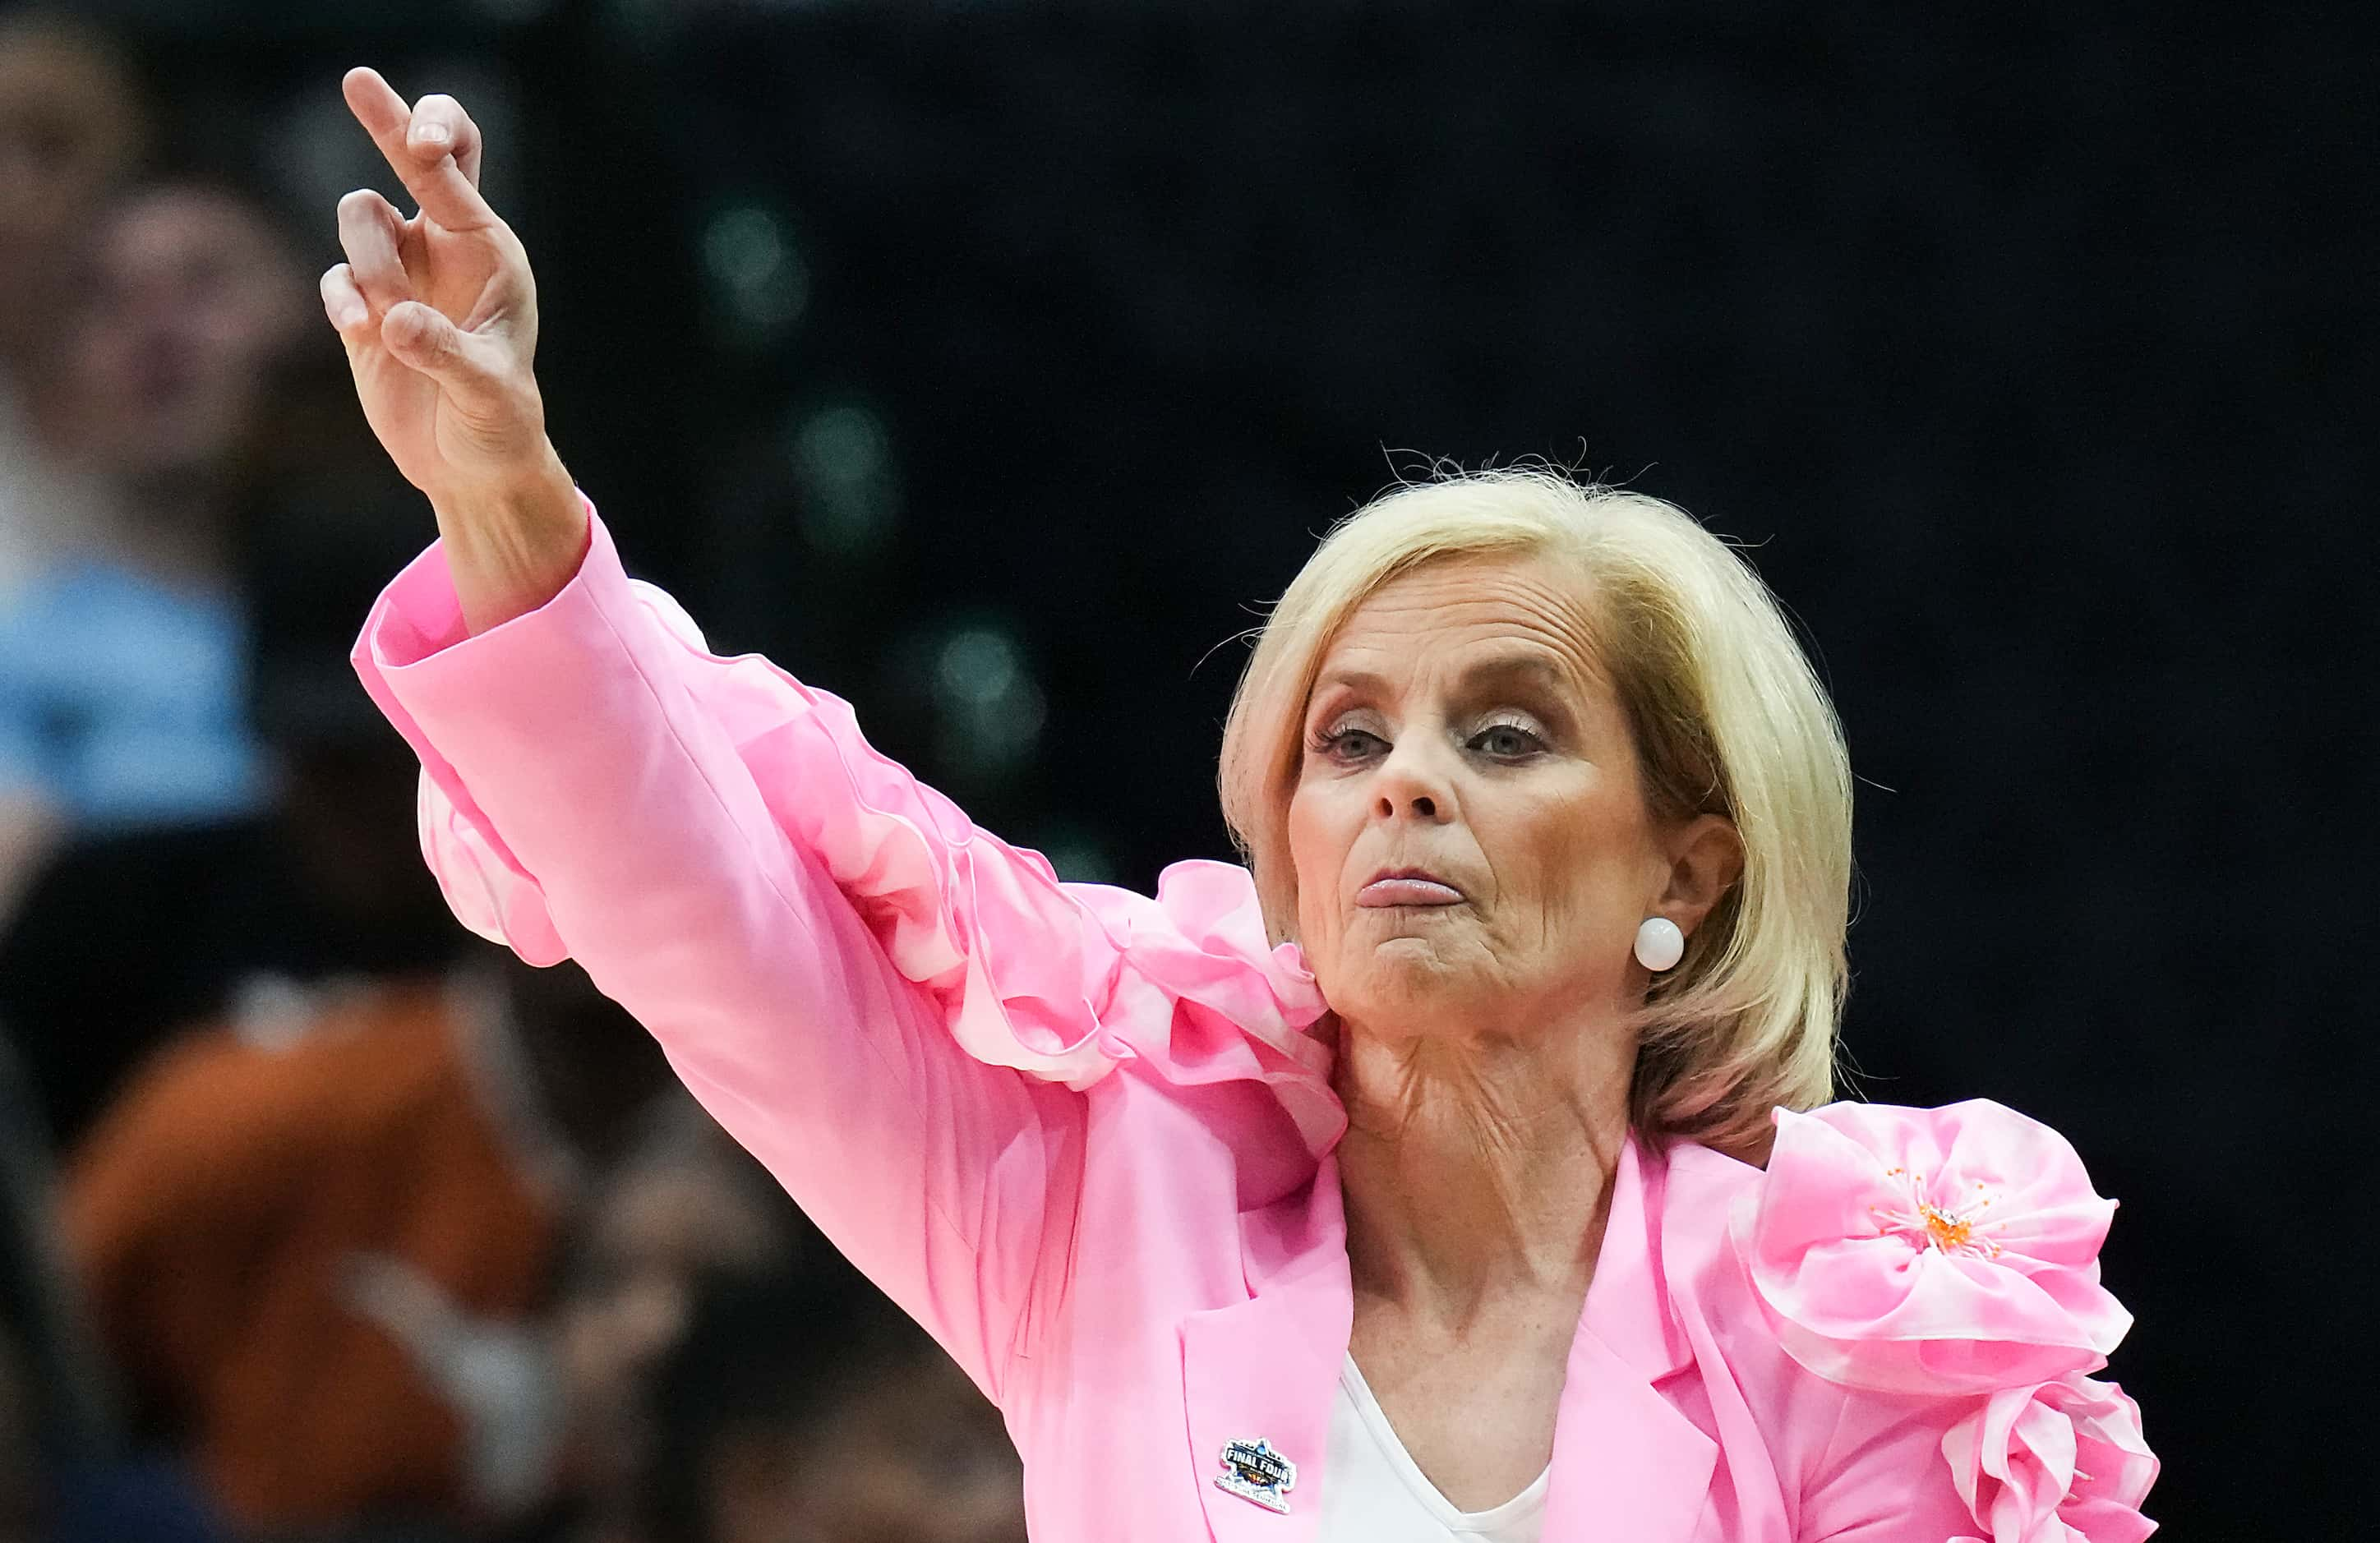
[324,70,1119,1401]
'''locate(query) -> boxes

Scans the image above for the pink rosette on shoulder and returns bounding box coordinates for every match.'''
[1944,1374,2158,1543]
[1733,1099,2133,1395]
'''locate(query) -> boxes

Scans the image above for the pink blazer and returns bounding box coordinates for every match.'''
[353,501,2156,1543]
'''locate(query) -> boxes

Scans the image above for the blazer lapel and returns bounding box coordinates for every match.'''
[1180,1156,1351,1543]
[1178,1138,1718,1543]
[1542,1134,1718,1542]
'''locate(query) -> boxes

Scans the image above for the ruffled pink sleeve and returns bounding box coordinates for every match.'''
[350,498,1332,1396]
[374,504,1127,1084]
[1733,1100,2158,1541]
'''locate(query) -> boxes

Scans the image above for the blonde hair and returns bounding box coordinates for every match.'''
[1215,468,1852,1158]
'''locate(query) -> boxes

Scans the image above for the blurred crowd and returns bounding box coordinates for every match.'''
[0,15,1027,1543]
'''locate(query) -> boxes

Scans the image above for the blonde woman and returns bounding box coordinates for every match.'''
[326,68,2156,1542]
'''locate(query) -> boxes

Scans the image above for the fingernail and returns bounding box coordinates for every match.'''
[417,123,449,147]
[335,299,367,329]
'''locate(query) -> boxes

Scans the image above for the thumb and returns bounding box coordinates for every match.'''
[381,300,500,399]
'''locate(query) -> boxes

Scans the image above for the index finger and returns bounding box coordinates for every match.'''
[341,67,499,232]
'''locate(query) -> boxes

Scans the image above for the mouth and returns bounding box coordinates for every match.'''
[1357,867,1466,908]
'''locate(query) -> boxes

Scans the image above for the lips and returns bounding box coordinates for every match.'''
[1357,867,1465,908]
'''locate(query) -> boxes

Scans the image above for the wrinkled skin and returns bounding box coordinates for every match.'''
[1287,550,1739,1049]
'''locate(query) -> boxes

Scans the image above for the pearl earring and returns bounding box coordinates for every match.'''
[1634,916,1685,972]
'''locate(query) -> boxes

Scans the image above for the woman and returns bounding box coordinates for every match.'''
[324,68,2156,1542]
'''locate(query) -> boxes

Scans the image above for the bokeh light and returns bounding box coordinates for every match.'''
[786,402,900,556]
[930,623,1045,776]
[1027,821,1118,886]
[700,198,809,346]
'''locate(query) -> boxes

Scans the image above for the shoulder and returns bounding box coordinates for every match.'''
[1072,861,1325,1025]
[117,988,460,1134]
[1655,1100,2159,1542]
[1066,859,1333,1080]
[1064,859,1346,1186]
[1729,1099,2132,1393]
[70,990,459,1215]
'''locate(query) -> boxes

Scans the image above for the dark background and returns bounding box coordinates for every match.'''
[47,0,2380,1534]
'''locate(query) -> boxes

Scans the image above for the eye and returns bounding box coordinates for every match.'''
[1469,721,1545,759]
[1312,726,1388,762]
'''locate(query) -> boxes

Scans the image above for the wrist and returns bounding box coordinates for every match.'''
[431,444,590,633]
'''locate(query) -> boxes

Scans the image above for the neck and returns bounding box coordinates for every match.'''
[1331,1008,1634,1327]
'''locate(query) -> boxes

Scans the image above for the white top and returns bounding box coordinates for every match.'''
[1317,1354,1550,1542]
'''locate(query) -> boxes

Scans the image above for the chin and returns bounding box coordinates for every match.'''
[1335,940,1479,1022]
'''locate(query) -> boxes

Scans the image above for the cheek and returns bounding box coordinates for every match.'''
[1284,782,1348,936]
[1487,787,1640,937]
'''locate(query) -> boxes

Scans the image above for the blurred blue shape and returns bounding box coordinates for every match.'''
[49,1460,226,1543]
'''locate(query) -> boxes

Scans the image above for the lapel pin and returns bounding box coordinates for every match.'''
[1215,1436,1297,1514]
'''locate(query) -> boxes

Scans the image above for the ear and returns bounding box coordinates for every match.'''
[1655,813,1744,935]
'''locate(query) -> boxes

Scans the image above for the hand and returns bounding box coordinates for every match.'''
[325,67,584,629]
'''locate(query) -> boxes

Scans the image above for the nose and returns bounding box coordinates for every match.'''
[1377,789,1439,821]
[1371,740,1454,825]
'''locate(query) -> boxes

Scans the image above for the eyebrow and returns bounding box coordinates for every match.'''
[1309,652,1578,702]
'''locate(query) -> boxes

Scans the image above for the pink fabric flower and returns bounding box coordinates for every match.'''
[1944,1374,2159,1543]
[1733,1100,2133,1394]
